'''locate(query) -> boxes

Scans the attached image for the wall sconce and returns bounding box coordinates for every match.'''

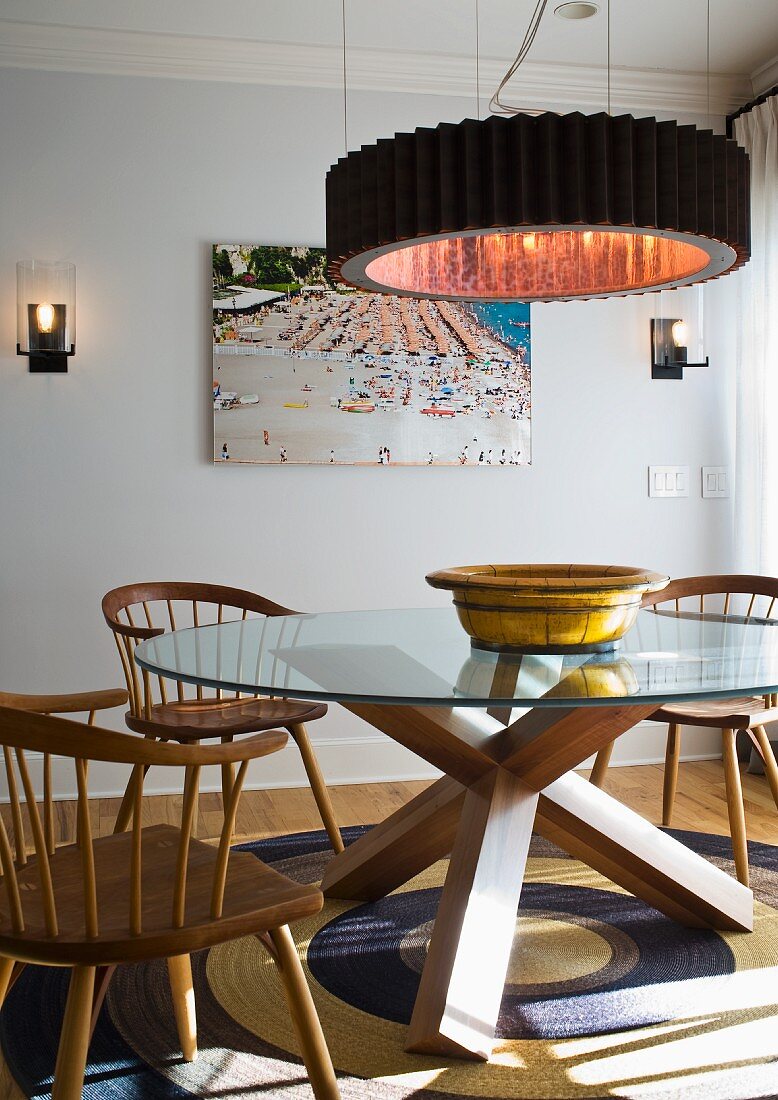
[16,261,76,373]
[651,287,708,380]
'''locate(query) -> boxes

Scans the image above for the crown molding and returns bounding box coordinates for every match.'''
[751,52,778,96]
[0,18,754,116]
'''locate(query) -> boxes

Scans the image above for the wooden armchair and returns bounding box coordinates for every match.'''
[590,575,778,885]
[0,704,340,1100]
[102,582,343,852]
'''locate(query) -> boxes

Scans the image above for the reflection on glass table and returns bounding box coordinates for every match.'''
[135,606,778,708]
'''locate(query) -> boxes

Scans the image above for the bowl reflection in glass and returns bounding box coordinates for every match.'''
[454,648,639,702]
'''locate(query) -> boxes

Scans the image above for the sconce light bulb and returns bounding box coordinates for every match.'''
[523,233,536,251]
[671,319,689,348]
[36,302,55,333]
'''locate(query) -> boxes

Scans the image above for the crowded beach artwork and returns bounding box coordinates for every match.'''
[212,243,531,466]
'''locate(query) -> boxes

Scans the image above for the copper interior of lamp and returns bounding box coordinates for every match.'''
[364,229,712,299]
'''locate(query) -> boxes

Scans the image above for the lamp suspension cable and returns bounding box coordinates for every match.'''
[341,0,348,155]
[607,0,611,115]
[706,0,711,119]
[489,0,549,116]
[475,0,481,119]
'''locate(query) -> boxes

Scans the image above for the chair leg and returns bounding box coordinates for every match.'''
[589,740,614,788]
[167,954,198,1062]
[288,724,344,853]
[113,763,151,834]
[662,723,682,827]
[0,957,15,1010]
[267,925,340,1100]
[221,735,235,810]
[52,966,95,1100]
[722,728,750,887]
[752,725,778,811]
[221,730,233,831]
[89,965,117,1040]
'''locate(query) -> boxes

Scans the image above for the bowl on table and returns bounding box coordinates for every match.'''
[426,564,669,653]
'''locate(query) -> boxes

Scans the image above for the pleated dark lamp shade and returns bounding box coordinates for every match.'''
[325,112,751,302]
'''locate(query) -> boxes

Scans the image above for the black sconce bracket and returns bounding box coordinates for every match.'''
[17,344,76,373]
[651,354,710,381]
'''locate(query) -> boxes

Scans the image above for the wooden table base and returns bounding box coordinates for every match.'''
[321,700,753,1061]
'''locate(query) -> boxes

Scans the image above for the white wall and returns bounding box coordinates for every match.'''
[0,67,741,795]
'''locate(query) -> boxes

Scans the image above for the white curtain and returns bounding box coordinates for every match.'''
[734,96,778,574]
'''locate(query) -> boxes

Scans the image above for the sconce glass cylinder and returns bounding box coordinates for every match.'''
[16,260,76,371]
[651,285,706,379]
[653,287,704,356]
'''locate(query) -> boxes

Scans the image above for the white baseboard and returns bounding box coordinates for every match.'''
[577,721,722,772]
[2,735,441,802]
[0,720,721,803]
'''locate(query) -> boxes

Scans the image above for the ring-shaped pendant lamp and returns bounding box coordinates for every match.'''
[325,112,750,302]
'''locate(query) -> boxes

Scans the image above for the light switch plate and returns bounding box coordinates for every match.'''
[648,465,690,498]
[702,466,730,498]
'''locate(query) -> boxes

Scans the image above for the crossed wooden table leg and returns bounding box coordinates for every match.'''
[321,698,754,1061]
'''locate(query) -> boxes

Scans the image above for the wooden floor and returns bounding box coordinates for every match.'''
[9,758,775,848]
[587,758,778,843]
[0,760,776,1098]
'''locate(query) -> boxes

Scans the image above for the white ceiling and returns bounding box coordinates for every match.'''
[1,0,776,108]
[2,0,776,75]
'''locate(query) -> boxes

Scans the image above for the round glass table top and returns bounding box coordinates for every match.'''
[133,606,778,709]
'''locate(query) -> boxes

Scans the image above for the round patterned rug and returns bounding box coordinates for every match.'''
[2,827,778,1100]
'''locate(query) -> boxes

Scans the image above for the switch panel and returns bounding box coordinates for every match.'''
[648,465,690,498]
[702,466,730,498]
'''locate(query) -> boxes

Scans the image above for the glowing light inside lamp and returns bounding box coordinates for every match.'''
[36,302,55,333]
[362,229,712,302]
[671,319,689,347]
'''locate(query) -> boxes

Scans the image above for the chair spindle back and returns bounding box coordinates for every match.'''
[641,575,778,707]
[102,583,296,719]
[0,706,286,949]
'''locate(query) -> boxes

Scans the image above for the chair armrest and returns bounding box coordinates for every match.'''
[0,688,129,714]
[0,706,288,765]
[198,729,289,764]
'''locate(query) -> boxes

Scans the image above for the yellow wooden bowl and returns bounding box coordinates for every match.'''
[426,564,669,652]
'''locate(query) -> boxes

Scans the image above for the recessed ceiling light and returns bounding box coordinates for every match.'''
[554,2,599,19]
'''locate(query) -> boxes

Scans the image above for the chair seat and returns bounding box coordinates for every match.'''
[126,695,327,741]
[0,824,322,966]
[651,696,774,728]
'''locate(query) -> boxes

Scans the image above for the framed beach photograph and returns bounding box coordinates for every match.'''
[213,243,531,466]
